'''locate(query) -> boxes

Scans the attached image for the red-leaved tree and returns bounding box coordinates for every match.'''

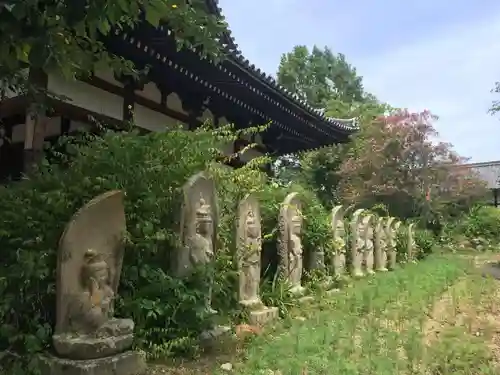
[337,109,488,220]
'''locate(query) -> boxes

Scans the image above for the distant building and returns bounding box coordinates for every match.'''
[460,160,500,207]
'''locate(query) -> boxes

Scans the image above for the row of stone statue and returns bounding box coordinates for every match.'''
[39,171,416,374]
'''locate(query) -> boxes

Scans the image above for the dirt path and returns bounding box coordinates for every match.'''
[423,253,500,368]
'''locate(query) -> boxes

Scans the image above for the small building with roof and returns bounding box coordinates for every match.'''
[461,160,500,207]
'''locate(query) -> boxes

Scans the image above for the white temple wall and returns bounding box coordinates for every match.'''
[135,82,161,103]
[47,73,123,120]
[166,92,188,116]
[94,68,124,88]
[7,74,266,165]
[133,104,183,132]
[68,120,91,133]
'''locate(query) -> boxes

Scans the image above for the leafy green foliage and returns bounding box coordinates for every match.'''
[489,81,500,116]
[0,125,266,372]
[0,120,352,373]
[462,206,500,241]
[277,45,365,108]
[0,0,227,98]
[446,205,500,251]
[276,44,485,230]
[414,229,437,259]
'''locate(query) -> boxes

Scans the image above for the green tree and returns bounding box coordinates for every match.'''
[277,45,365,108]
[300,96,390,208]
[489,81,500,116]
[0,0,227,98]
[275,44,378,200]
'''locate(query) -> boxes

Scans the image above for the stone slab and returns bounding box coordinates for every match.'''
[248,306,279,325]
[298,295,314,304]
[325,288,340,296]
[199,325,231,348]
[38,350,146,375]
[52,333,133,360]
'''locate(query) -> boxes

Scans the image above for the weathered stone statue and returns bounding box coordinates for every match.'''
[407,223,417,263]
[350,209,365,277]
[237,194,278,324]
[177,172,218,315]
[374,217,388,272]
[178,172,229,343]
[40,190,145,375]
[331,205,347,276]
[361,214,375,275]
[386,218,401,270]
[278,192,305,295]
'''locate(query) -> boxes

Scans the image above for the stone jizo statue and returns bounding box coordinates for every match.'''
[289,211,304,292]
[350,209,365,277]
[331,205,347,276]
[374,217,388,272]
[278,193,305,295]
[238,202,261,306]
[44,190,145,375]
[361,214,375,275]
[386,218,401,270]
[237,194,278,324]
[178,172,218,315]
[65,248,134,338]
[189,196,215,266]
[407,223,417,263]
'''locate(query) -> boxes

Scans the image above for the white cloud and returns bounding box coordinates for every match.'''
[355,13,500,162]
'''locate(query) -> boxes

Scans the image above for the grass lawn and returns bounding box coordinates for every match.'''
[150,253,500,375]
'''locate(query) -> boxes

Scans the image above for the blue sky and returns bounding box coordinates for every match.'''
[218,0,500,162]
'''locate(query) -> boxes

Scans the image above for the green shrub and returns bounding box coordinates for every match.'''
[414,229,437,259]
[0,122,340,373]
[395,223,408,263]
[462,205,500,242]
[0,125,269,373]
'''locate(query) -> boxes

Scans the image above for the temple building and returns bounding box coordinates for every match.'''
[461,160,500,207]
[0,0,358,181]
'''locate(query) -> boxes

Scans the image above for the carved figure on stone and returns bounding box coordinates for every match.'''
[53,190,135,360]
[386,218,401,270]
[236,194,278,325]
[237,194,262,306]
[278,193,305,294]
[361,215,375,275]
[178,172,218,314]
[407,223,417,262]
[331,205,347,276]
[350,209,365,277]
[374,217,388,271]
[42,191,146,374]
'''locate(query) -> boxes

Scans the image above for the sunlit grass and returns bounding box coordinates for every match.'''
[219,254,500,375]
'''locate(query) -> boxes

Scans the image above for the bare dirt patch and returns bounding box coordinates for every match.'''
[423,258,500,367]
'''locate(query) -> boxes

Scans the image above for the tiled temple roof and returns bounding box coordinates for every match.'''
[204,0,359,134]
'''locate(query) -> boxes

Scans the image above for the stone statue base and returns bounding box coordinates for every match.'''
[325,288,340,296]
[388,251,397,270]
[240,300,279,325]
[52,333,134,360]
[352,269,364,278]
[199,325,231,348]
[248,306,279,325]
[290,284,305,295]
[38,350,146,375]
[298,295,314,304]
